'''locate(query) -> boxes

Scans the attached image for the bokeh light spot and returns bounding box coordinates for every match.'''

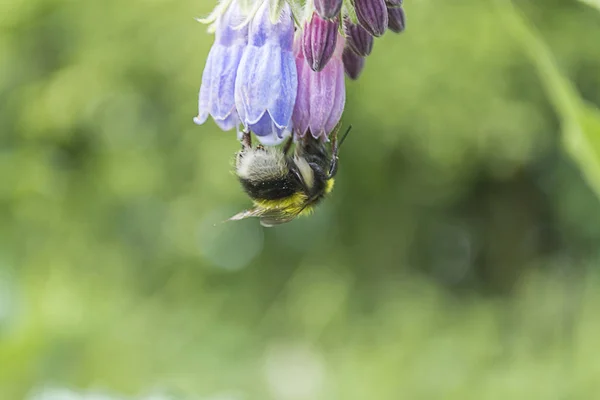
[197,208,264,271]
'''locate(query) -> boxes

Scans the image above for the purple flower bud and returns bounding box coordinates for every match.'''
[234,1,297,145]
[195,2,248,131]
[354,0,388,37]
[314,0,344,19]
[343,18,373,57]
[302,13,339,72]
[385,0,403,6]
[342,46,365,80]
[387,6,406,33]
[293,33,346,140]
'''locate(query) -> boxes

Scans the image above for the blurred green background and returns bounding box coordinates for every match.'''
[2,0,600,399]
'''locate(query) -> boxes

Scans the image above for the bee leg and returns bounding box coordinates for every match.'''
[241,129,252,150]
[282,137,294,155]
[328,129,340,178]
[328,124,352,178]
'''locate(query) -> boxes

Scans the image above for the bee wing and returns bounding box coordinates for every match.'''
[227,206,303,227]
[258,209,301,227]
[258,202,313,227]
[227,207,266,222]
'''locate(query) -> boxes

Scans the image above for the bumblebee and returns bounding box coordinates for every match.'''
[228,124,351,227]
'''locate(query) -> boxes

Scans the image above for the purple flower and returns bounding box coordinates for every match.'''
[354,0,388,37]
[194,2,247,131]
[302,13,339,72]
[343,17,373,57]
[293,32,346,140]
[342,46,365,80]
[235,1,297,145]
[314,0,343,19]
[387,6,406,33]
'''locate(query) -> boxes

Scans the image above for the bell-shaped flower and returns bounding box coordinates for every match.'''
[234,1,298,145]
[194,1,248,131]
[292,32,346,140]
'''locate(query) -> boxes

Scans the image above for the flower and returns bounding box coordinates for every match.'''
[234,1,298,145]
[194,0,409,143]
[292,32,346,140]
[342,46,365,80]
[343,17,373,57]
[314,0,343,19]
[353,0,388,37]
[302,13,339,72]
[194,1,248,131]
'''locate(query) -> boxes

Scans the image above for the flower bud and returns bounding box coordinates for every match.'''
[353,0,388,37]
[387,6,406,33]
[314,0,343,19]
[342,47,365,80]
[302,13,339,72]
[343,18,373,57]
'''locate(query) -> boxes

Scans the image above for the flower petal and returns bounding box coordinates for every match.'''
[249,1,295,48]
[234,1,296,136]
[196,44,218,125]
[195,0,248,131]
[292,50,310,137]
[249,112,290,145]
[214,112,240,131]
[307,62,338,138]
[267,50,297,128]
[323,60,345,135]
[235,44,279,126]
[210,44,245,121]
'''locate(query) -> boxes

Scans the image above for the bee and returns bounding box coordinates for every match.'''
[228,124,352,227]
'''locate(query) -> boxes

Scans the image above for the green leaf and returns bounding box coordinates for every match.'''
[195,0,233,25]
[579,0,600,12]
[270,0,286,23]
[288,0,305,27]
[344,0,359,25]
[495,0,600,199]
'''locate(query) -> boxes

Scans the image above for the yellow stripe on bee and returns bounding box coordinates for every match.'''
[253,192,307,210]
[252,180,333,220]
[325,178,335,194]
[253,193,316,219]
